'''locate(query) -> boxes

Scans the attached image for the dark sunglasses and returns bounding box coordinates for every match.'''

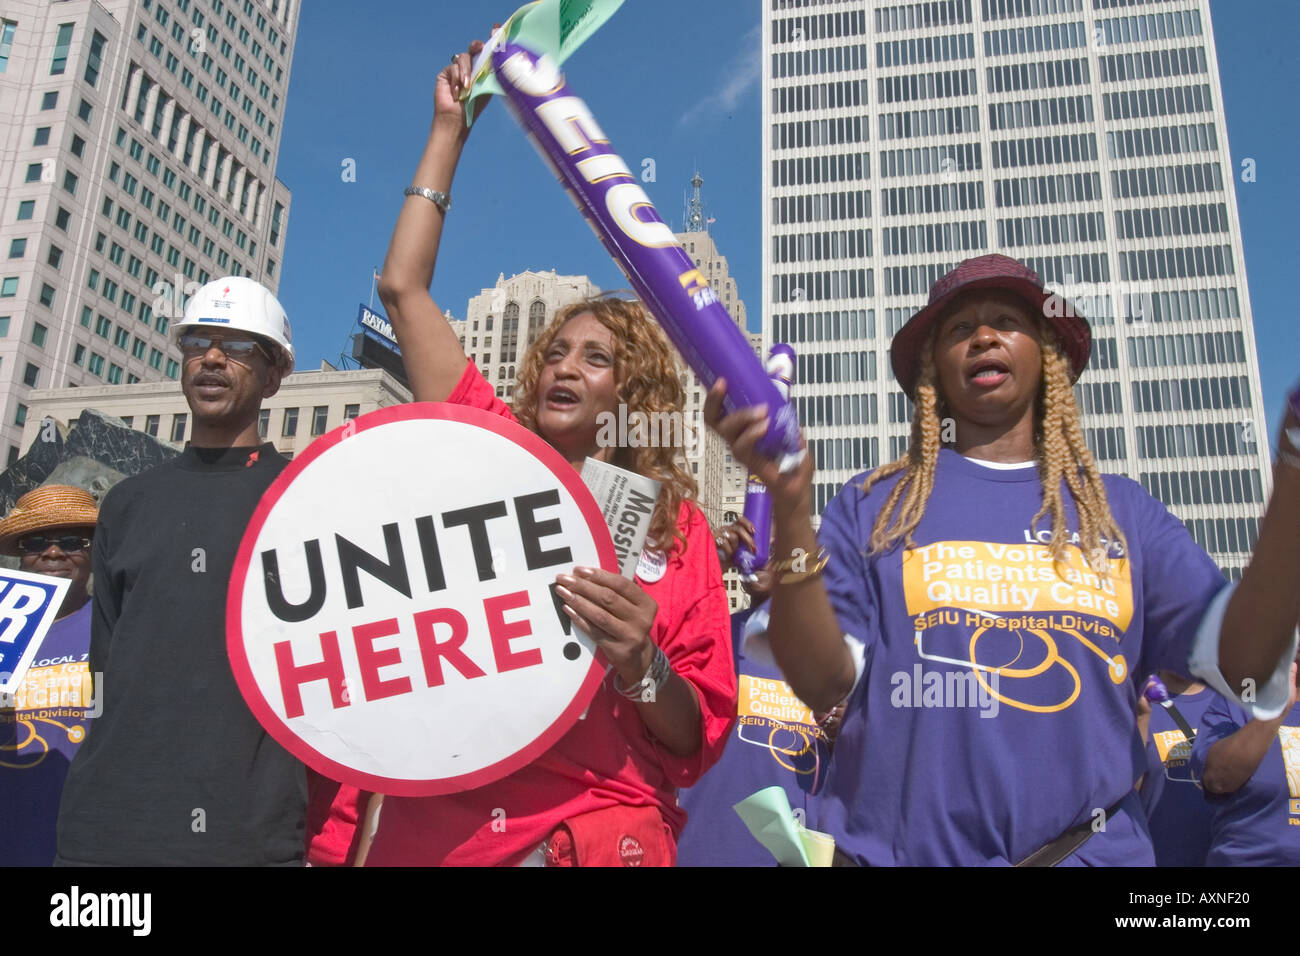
[178,332,270,366]
[18,534,92,554]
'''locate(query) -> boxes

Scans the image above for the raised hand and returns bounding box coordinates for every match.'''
[436,39,488,132]
[714,516,757,565]
[703,378,815,522]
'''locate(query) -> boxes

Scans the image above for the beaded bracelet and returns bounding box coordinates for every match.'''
[612,645,672,701]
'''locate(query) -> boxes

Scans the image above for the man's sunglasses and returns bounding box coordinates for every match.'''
[178,332,271,366]
[18,534,92,554]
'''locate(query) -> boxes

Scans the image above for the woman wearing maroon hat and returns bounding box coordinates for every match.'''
[707,253,1300,866]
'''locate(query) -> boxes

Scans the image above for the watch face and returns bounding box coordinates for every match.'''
[1289,384,1300,421]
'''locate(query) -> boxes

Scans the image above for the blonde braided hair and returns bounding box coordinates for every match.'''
[863,323,1125,572]
[861,347,942,554]
[1031,328,1125,570]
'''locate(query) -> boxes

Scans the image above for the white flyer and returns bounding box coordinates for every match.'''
[580,458,662,579]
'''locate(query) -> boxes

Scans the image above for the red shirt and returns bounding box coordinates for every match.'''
[365,364,737,865]
[305,771,368,866]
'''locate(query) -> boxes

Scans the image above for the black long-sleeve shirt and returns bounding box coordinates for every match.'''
[57,442,306,865]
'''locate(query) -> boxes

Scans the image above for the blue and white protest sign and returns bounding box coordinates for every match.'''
[0,568,72,696]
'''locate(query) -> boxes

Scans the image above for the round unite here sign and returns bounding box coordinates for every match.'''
[227,403,617,796]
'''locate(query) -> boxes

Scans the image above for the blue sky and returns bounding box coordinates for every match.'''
[275,0,1297,441]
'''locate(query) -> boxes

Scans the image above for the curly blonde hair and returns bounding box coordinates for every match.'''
[513,295,698,555]
[863,321,1125,572]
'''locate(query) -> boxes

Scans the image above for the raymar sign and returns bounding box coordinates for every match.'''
[227,404,616,796]
[357,304,400,355]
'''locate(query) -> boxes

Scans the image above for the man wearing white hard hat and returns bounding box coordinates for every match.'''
[56,276,309,865]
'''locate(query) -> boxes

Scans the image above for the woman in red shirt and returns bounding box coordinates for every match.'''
[361,40,736,866]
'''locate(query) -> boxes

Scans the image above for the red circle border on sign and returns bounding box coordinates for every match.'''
[226,401,619,797]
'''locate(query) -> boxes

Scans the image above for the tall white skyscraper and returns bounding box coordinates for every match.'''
[763,0,1271,577]
[0,0,298,462]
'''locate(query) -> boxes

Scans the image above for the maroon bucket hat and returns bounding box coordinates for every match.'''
[890,254,1091,398]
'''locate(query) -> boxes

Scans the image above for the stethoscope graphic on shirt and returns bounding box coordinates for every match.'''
[0,664,93,768]
[0,714,86,768]
[737,717,825,773]
[734,672,829,791]
[914,608,1128,714]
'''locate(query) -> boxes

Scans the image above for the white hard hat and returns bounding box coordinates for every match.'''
[173,276,294,370]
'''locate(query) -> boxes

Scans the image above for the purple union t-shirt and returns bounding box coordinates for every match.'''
[0,601,94,866]
[677,609,829,866]
[814,450,1227,866]
[1189,696,1300,866]
[1139,685,1219,866]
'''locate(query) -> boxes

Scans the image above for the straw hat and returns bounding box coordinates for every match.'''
[890,254,1091,398]
[0,485,99,555]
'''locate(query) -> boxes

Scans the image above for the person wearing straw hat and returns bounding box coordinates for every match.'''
[0,484,98,865]
[707,253,1300,866]
[54,276,315,866]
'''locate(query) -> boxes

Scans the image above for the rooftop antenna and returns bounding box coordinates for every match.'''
[336,265,380,371]
[683,170,707,233]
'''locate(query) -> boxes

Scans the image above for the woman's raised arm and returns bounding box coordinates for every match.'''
[1217,398,1300,694]
[704,382,856,714]
[377,42,485,402]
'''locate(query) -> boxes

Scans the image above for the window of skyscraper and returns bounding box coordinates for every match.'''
[0,20,16,72]
[50,23,74,75]
[84,30,106,86]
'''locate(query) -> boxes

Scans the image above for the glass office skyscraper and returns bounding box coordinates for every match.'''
[0,0,297,460]
[763,0,1270,576]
